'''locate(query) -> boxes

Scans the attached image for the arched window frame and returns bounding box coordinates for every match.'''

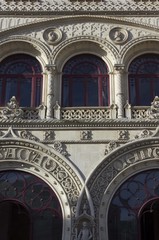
[0,170,63,240]
[128,54,159,106]
[0,54,43,107]
[108,169,159,240]
[62,54,109,107]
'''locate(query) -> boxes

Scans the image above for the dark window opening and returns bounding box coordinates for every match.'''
[0,171,63,240]
[140,199,159,240]
[108,170,159,240]
[62,54,109,107]
[0,54,42,107]
[128,54,159,106]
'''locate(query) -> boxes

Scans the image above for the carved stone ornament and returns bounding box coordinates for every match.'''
[135,129,152,139]
[105,141,117,155]
[43,28,63,45]
[20,130,40,142]
[148,96,159,118]
[80,130,92,140]
[52,141,68,156]
[2,96,23,120]
[118,130,129,140]
[43,130,55,141]
[75,204,94,240]
[109,27,128,44]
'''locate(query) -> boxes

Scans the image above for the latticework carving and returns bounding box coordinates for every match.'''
[61,108,111,120]
[131,107,149,119]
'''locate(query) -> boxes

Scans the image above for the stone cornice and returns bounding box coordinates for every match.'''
[0,118,159,129]
[1,15,159,36]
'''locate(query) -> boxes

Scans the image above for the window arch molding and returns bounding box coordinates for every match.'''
[83,137,159,240]
[0,170,63,240]
[0,138,84,240]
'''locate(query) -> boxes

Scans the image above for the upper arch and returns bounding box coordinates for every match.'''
[120,36,159,69]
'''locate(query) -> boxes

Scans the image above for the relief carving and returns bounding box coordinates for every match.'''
[43,130,55,141]
[109,27,128,44]
[80,131,92,140]
[52,141,68,156]
[2,96,23,120]
[43,28,62,45]
[135,129,152,139]
[20,130,40,142]
[75,205,94,240]
[148,96,159,118]
[118,130,129,140]
[105,141,117,155]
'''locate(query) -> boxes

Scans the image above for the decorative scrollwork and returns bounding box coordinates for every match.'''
[20,130,40,142]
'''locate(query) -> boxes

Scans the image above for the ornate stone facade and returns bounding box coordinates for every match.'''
[0,1,159,239]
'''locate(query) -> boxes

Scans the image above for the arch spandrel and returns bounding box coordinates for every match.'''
[0,138,84,240]
[85,137,159,240]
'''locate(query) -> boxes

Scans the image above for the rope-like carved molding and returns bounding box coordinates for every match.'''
[1,118,159,128]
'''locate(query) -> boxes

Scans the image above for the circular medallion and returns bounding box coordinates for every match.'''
[43,28,63,45]
[109,27,128,44]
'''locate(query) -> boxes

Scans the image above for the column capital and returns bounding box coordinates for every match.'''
[114,64,125,72]
[45,64,57,74]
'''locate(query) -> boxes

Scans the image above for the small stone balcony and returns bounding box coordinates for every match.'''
[0,96,159,121]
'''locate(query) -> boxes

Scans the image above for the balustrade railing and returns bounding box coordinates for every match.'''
[60,107,112,120]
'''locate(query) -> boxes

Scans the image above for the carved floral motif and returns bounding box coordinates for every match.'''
[52,141,68,156]
[20,130,40,142]
[148,96,159,118]
[105,141,117,155]
[80,131,92,140]
[118,130,129,140]
[135,129,152,139]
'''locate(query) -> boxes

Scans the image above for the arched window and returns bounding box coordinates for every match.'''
[62,54,109,107]
[0,54,42,107]
[0,171,63,240]
[108,170,159,240]
[128,54,159,106]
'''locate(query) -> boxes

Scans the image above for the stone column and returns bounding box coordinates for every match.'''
[114,64,125,118]
[45,64,56,119]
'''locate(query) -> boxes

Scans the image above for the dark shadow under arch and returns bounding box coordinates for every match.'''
[140,199,159,240]
[0,201,30,240]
